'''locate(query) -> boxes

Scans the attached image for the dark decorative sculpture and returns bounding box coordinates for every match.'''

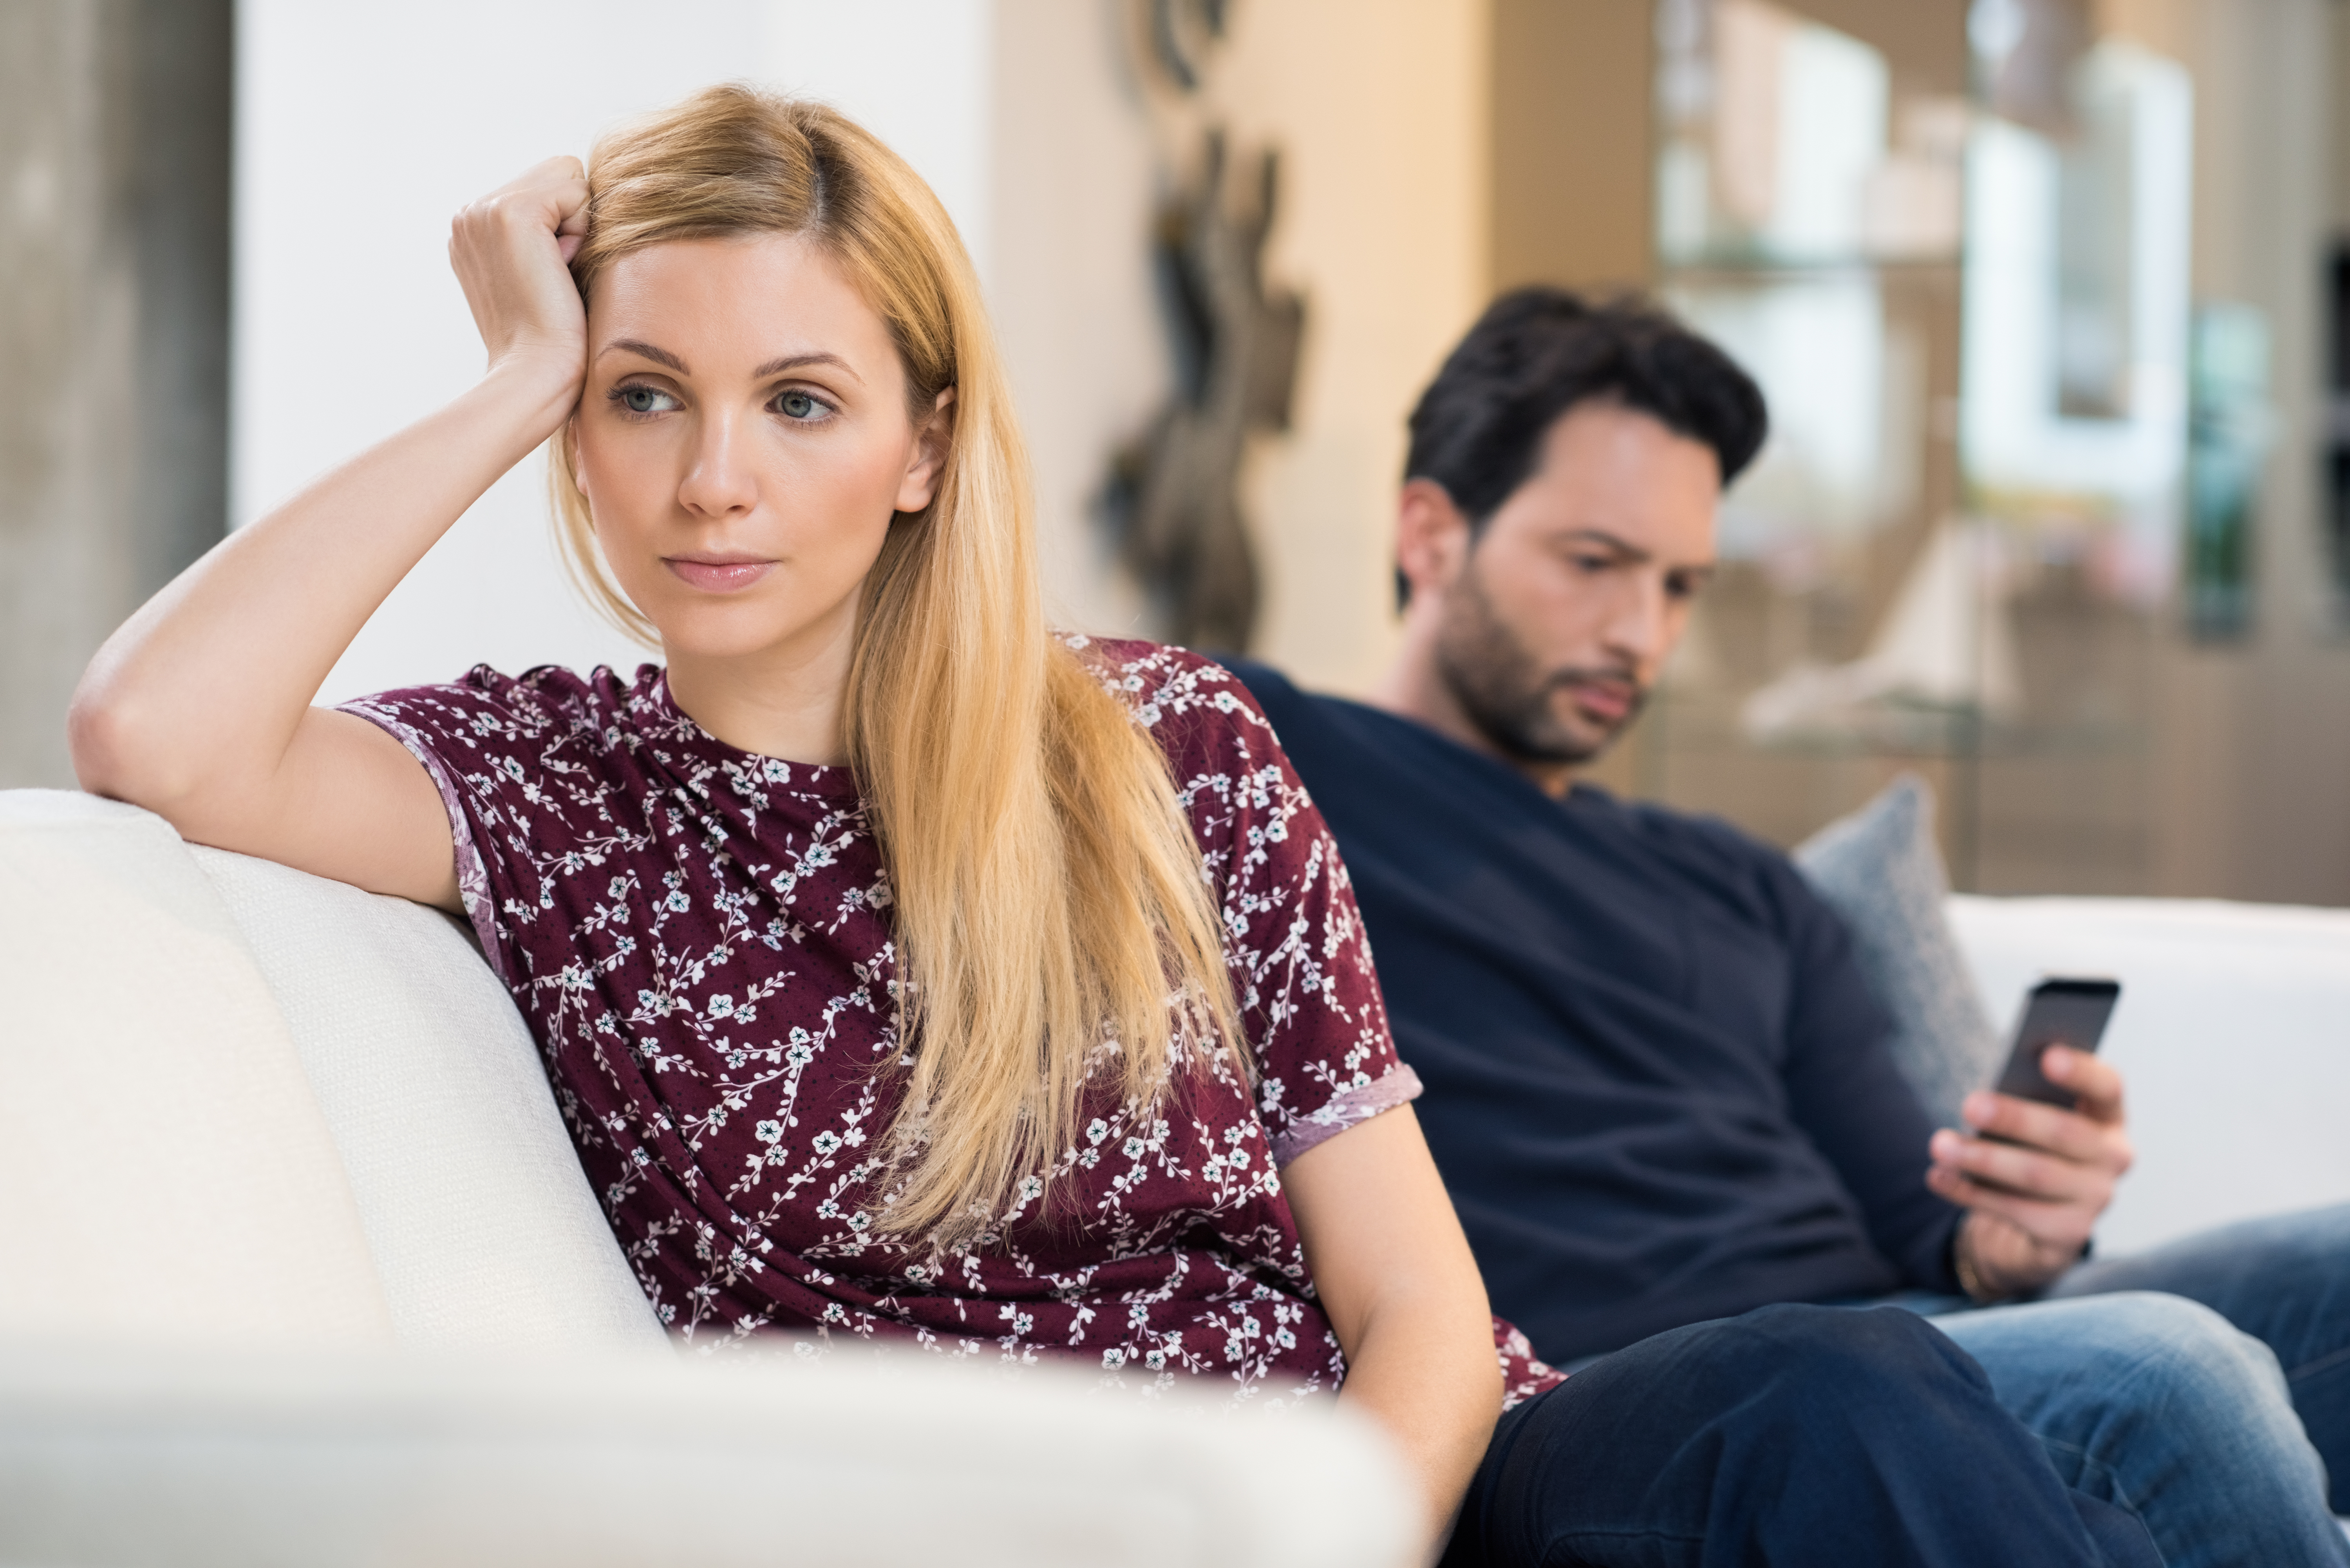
[1103,0,1304,654]
[1148,0,1231,90]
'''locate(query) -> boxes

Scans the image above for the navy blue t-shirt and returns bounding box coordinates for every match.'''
[1223,658,1963,1363]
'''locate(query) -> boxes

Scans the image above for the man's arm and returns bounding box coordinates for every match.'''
[1772,862,1971,1291]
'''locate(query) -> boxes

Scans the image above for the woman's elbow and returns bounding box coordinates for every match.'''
[67,674,193,810]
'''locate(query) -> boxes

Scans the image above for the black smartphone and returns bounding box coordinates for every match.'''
[1992,977,2122,1110]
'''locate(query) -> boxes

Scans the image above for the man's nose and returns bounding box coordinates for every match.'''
[676,411,757,518]
[1600,573,1676,671]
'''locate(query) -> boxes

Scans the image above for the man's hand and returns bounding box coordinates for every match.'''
[1926,1047,2134,1299]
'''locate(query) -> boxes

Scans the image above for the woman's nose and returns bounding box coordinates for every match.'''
[676,412,758,518]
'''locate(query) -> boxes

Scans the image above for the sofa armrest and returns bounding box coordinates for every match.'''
[0,1342,1415,1567]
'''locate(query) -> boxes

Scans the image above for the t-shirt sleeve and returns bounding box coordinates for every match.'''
[1090,642,1422,1167]
[1770,859,1965,1293]
[337,665,609,990]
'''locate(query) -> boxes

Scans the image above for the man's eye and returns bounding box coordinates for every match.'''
[777,389,822,420]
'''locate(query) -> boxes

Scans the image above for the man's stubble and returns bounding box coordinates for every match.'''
[1430,547,1645,770]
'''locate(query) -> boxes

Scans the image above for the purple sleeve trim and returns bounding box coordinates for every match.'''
[1268,1064,1424,1168]
[340,700,509,988]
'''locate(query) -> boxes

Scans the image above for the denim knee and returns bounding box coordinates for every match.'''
[1735,1300,1985,1385]
[1688,1300,1996,1430]
[2024,1290,2294,1424]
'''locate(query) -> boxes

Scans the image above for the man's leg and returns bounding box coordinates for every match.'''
[2046,1203,2350,1509]
[1441,1303,2157,1568]
[1929,1291,2349,1568]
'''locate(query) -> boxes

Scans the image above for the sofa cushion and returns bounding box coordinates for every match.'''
[191,846,666,1355]
[1793,775,2003,1129]
[0,791,392,1350]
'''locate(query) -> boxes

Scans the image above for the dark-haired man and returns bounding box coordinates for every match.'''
[1224,290,2350,1566]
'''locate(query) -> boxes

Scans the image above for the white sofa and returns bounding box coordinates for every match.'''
[4,788,2348,1562]
[0,791,1413,1566]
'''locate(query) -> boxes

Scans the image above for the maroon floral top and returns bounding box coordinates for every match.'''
[349,638,1561,1404]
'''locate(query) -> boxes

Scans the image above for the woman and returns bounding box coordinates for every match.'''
[71,85,2154,1568]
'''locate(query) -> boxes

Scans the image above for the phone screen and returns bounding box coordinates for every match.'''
[1993,978,2121,1108]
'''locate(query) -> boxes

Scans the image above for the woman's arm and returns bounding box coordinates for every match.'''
[1282,1105,1501,1563]
[69,158,591,907]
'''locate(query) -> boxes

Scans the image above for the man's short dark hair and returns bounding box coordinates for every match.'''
[1397,289,1768,605]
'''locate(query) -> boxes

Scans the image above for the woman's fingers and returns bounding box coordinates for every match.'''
[448,157,591,391]
[549,157,591,237]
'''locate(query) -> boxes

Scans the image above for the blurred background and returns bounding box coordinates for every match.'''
[5,0,2348,903]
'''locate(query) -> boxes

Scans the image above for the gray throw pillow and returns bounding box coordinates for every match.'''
[1792,775,2001,1130]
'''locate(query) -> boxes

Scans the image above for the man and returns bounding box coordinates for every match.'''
[1224,289,2350,1567]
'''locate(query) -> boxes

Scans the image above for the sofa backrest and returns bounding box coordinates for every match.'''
[0,789,662,1355]
[0,791,393,1350]
[190,844,666,1354]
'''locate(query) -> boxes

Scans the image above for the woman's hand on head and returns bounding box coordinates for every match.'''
[448,155,591,412]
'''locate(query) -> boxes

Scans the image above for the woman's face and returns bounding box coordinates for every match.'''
[572,232,946,665]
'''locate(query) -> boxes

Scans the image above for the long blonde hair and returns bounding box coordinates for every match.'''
[551,85,1242,1247]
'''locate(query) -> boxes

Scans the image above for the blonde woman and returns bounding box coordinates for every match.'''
[71,87,2156,1568]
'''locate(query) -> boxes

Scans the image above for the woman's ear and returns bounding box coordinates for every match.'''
[563,414,589,502]
[894,387,956,514]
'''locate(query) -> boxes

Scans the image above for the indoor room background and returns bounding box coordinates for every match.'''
[7,0,2349,906]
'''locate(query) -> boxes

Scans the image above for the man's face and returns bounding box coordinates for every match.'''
[1432,401,1721,768]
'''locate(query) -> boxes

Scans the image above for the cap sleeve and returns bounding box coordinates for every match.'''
[1088,641,1422,1167]
[339,665,622,988]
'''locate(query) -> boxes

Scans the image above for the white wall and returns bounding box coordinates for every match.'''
[234,0,1000,703]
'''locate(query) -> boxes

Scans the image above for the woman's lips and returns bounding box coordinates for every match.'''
[665,557,776,593]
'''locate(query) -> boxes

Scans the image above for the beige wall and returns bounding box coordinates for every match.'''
[991,1,1495,695]
[1145,0,1494,694]
[991,1,1498,695]
[1231,0,1494,694]
[1490,0,1654,295]
[989,0,1164,641]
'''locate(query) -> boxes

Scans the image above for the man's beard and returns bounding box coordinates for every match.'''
[1432,558,1647,768]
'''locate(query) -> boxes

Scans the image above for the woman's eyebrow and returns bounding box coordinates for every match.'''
[598,339,687,373]
[753,350,860,383]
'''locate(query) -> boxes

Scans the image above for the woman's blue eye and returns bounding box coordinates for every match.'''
[778,390,819,419]
[618,385,672,415]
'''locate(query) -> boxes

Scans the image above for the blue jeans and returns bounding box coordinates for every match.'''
[1441,1303,2158,1568]
[1918,1204,2350,1568]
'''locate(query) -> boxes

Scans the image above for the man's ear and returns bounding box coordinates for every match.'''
[1394,478,1473,610]
[895,387,957,514]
